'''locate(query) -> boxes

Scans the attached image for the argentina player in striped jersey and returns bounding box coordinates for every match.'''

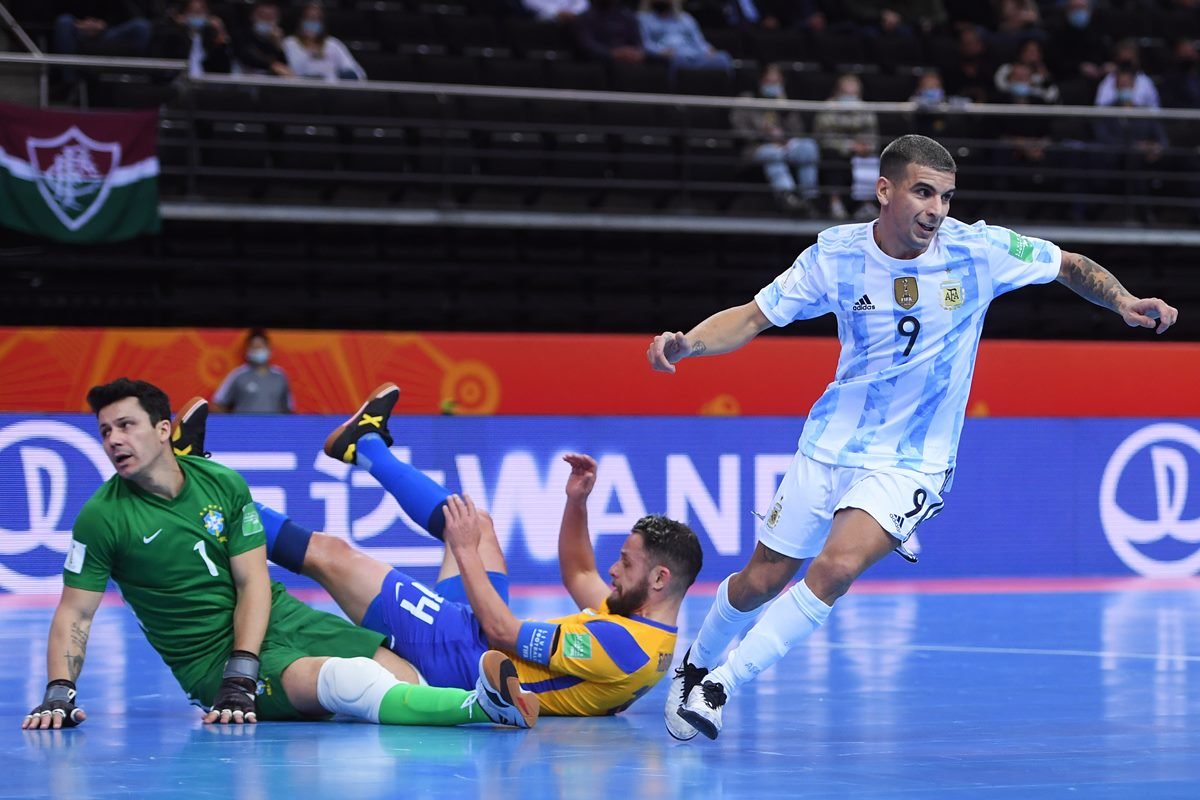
[648,134,1179,740]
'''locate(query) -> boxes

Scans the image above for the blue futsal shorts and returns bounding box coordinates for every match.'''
[359,569,510,690]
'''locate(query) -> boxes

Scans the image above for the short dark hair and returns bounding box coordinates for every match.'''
[879,134,957,181]
[245,328,270,346]
[633,514,703,595]
[86,378,172,425]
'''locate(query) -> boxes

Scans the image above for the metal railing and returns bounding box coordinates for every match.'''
[2,52,1200,243]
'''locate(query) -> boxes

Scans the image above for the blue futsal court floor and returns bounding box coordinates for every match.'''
[5,582,1200,800]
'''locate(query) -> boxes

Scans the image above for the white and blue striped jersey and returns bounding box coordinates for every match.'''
[755,217,1061,474]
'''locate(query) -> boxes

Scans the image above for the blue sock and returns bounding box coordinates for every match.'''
[255,502,313,574]
[356,433,450,540]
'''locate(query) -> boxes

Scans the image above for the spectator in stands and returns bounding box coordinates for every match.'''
[994,39,1058,104]
[940,24,993,103]
[283,2,365,82]
[637,0,733,78]
[1093,66,1169,223]
[991,60,1055,213]
[841,1,947,38]
[52,1,152,58]
[575,0,645,64]
[1045,0,1107,82]
[1160,38,1200,109]
[1095,39,1159,109]
[993,0,1043,42]
[151,0,232,77]
[214,329,295,414]
[233,1,292,77]
[813,73,880,220]
[732,63,821,214]
[523,0,588,22]
[909,69,972,140]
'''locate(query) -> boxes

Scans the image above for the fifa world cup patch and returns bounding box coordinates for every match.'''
[1008,231,1035,262]
[893,277,918,309]
[64,538,87,574]
[241,502,264,537]
[563,633,593,659]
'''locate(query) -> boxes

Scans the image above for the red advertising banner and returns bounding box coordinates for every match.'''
[0,327,1196,417]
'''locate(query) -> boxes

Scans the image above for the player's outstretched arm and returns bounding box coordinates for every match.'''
[443,494,523,651]
[647,300,773,373]
[23,586,102,729]
[558,454,609,610]
[203,547,272,725]
[1057,250,1179,334]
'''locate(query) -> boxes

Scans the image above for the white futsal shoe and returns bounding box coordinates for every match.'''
[664,649,708,741]
[677,678,727,741]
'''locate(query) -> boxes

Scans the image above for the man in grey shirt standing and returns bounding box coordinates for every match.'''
[213,328,294,414]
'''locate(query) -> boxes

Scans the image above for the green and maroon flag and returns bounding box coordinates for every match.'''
[0,102,160,243]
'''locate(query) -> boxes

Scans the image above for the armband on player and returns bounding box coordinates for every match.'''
[27,679,85,727]
[210,650,260,721]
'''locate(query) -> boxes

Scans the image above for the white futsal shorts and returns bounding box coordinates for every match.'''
[756,452,949,560]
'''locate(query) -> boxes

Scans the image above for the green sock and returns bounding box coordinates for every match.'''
[377,683,486,726]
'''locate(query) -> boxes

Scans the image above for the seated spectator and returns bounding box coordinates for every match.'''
[1160,38,1200,109]
[283,2,365,82]
[233,1,292,77]
[575,0,644,64]
[1095,39,1159,109]
[151,0,231,77]
[994,39,1058,104]
[52,0,152,58]
[1093,66,1169,222]
[637,0,733,76]
[842,0,947,38]
[523,0,589,22]
[909,69,973,140]
[813,73,880,220]
[993,0,1043,42]
[940,24,993,103]
[1045,0,1107,82]
[991,60,1055,210]
[731,63,821,214]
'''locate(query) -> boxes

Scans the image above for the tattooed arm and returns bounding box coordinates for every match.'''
[1057,250,1179,334]
[647,301,774,373]
[46,586,104,683]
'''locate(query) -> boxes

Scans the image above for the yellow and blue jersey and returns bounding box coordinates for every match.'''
[511,601,677,716]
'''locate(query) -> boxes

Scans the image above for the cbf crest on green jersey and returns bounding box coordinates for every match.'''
[755,217,1061,475]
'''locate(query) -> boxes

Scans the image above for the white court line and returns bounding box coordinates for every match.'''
[817,641,1200,663]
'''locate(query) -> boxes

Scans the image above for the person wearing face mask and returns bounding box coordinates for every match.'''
[1093,66,1170,224]
[283,2,365,81]
[637,0,733,79]
[994,39,1058,104]
[1045,0,1106,82]
[213,329,295,414]
[233,1,293,77]
[150,0,231,77]
[731,63,821,214]
[1094,39,1159,109]
[813,73,880,220]
[908,69,972,141]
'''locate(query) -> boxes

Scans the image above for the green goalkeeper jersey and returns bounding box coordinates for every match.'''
[63,455,271,694]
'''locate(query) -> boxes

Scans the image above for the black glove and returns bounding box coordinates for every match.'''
[209,650,259,722]
[26,680,84,728]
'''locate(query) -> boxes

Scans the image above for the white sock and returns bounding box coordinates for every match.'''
[690,576,762,669]
[707,579,831,697]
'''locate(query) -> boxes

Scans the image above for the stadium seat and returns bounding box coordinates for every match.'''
[550,131,611,179]
[547,61,608,91]
[676,68,735,97]
[611,61,671,94]
[355,52,418,82]
[346,126,410,172]
[418,55,481,85]
[378,14,446,55]
[439,14,512,58]
[506,19,574,61]
[275,124,341,171]
[205,121,269,169]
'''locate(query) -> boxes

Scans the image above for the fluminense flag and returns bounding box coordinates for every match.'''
[0,102,160,243]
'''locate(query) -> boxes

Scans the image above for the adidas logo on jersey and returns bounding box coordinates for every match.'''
[852,294,876,311]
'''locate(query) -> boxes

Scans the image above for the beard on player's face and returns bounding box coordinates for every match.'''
[606,573,652,617]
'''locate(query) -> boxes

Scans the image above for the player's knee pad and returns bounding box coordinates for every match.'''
[316,657,400,723]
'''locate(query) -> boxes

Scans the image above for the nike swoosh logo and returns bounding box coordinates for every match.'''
[143,529,162,544]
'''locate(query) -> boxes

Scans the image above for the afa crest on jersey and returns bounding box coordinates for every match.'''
[201,504,225,537]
